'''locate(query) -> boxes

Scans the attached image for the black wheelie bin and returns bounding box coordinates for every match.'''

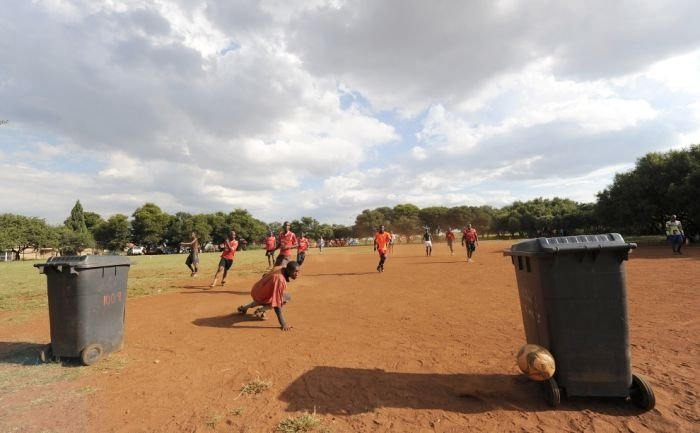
[34,255,131,365]
[503,233,655,410]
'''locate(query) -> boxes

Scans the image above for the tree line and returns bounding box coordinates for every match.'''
[1,145,698,259]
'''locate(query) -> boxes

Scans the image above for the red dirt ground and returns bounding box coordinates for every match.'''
[1,240,698,432]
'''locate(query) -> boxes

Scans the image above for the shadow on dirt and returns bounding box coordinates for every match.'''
[0,341,47,365]
[304,272,379,277]
[0,341,87,367]
[192,313,280,330]
[179,288,250,295]
[279,366,649,415]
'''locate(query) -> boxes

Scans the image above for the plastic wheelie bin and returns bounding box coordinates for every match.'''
[503,233,655,410]
[34,255,131,365]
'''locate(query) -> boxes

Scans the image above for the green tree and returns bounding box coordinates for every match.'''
[353,209,385,238]
[83,211,105,234]
[0,214,55,259]
[94,214,131,253]
[419,206,449,233]
[131,203,171,248]
[391,204,421,241]
[596,145,700,237]
[228,209,268,243]
[61,200,95,253]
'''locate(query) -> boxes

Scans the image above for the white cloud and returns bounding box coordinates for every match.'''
[2,0,700,225]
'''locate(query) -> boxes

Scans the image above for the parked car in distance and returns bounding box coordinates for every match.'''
[127,246,144,256]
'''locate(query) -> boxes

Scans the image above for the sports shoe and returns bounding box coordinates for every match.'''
[468,258,473,263]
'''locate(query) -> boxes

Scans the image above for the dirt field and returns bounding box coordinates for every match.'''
[1,240,698,433]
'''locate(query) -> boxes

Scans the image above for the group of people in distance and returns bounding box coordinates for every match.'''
[374,223,481,273]
[180,222,482,331]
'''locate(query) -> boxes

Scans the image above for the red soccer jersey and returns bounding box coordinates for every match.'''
[463,228,478,243]
[298,237,309,253]
[221,238,238,260]
[374,231,391,252]
[446,231,456,241]
[279,231,298,257]
[251,267,288,307]
[265,236,277,250]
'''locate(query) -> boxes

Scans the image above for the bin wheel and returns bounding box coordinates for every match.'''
[630,374,655,411]
[542,377,561,407]
[80,343,104,366]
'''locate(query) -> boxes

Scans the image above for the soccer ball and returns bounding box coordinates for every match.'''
[516,344,556,381]
[253,307,268,320]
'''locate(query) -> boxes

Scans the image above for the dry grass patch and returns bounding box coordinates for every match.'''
[276,410,325,433]
[239,376,272,396]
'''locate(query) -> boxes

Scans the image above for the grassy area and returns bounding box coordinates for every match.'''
[0,247,378,313]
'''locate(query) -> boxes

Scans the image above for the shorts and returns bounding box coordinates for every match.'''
[185,253,199,265]
[423,241,432,247]
[265,249,275,257]
[218,258,234,270]
[466,242,476,252]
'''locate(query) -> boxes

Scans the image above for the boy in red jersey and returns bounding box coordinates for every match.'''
[237,261,300,331]
[296,232,310,266]
[374,225,392,272]
[210,230,238,287]
[264,231,277,268]
[445,227,456,256]
[461,224,479,263]
[274,221,298,267]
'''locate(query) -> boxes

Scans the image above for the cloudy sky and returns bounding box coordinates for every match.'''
[2,0,700,226]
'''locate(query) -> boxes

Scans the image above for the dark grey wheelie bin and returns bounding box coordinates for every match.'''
[503,233,655,410]
[34,255,131,366]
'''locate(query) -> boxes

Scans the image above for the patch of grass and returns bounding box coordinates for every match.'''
[276,410,322,433]
[92,354,128,373]
[240,377,272,395]
[0,362,83,394]
[205,415,223,428]
[0,246,378,315]
[229,406,244,416]
[0,261,49,312]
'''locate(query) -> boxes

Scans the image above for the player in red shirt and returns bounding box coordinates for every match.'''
[373,225,392,272]
[264,231,277,268]
[237,261,300,331]
[274,221,298,267]
[296,232,310,266]
[445,227,456,256]
[210,230,239,287]
[461,224,479,263]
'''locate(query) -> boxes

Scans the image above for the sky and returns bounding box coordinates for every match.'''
[2,0,700,226]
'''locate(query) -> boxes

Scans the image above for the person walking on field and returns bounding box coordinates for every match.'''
[275,221,298,267]
[461,224,479,263]
[237,261,300,331]
[445,228,456,256]
[180,231,200,277]
[317,236,325,254]
[264,231,277,268]
[296,232,310,266]
[665,214,685,254]
[210,230,238,287]
[374,225,392,272]
[422,227,433,256]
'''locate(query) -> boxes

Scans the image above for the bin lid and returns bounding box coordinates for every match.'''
[34,255,132,269]
[506,233,636,254]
